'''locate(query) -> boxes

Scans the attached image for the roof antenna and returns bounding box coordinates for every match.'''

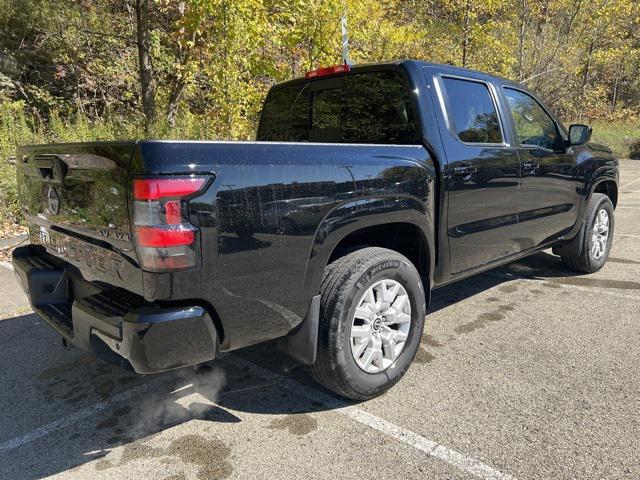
[341,10,354,67]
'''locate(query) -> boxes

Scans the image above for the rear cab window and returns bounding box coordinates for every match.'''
[257,70,419,144]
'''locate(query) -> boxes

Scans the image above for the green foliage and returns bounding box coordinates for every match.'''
[0,0,639,226]
[628,137,640,159]
[590,119,640,158]
[0,99,42,223]
[2,0,640,140]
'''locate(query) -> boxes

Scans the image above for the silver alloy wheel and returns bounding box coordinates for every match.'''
[350,279,411,374]
[591,208,610,260]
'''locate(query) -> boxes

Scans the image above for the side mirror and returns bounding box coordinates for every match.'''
[568,124,592,145]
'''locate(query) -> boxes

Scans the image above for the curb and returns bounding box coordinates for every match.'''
[0,233,28,249]
[0,261,14,271]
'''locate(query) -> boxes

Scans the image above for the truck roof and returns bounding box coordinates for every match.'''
[273,59,523,91]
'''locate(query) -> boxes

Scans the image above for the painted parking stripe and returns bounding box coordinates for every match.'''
[621,177,640,189]
[0,377,167,455]
[344,408,515,480]
[0,372,277,456]
[0,354,515,480]
[224,356,515,480]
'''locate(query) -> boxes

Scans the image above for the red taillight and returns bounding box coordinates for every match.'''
[132,176,208,272]
[133,178,206,200]
[305,64,351,79]
[164,200,182,224]
[135,226,196,247]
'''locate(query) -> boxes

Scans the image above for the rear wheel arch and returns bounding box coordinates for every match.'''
[327,222,432,280]
[316,222,434,316]
[302,197,435,309]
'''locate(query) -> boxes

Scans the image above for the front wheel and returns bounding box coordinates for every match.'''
[310,247,426,400]
[560,193,614,273]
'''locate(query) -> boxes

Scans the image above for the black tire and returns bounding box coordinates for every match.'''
[310,247,426,400]
[560,193,614,273]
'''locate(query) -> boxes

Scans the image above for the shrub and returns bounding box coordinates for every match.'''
[0,99,145,224]
[628,137,640,159]
[0,100,44,223]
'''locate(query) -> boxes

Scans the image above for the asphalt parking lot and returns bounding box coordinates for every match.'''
[1,160,639,480]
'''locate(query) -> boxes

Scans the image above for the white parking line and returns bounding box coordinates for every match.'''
[1,352,514,479]
[621,177,640,189]
[224,356,515,480]
[530,278,640,300]
[0,371,279,456]
[345,408,514,480]
[0,376,166,455]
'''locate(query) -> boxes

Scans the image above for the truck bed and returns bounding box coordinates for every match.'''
[16,140,435,352]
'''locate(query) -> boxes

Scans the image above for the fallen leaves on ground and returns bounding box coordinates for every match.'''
[0,221,28,262]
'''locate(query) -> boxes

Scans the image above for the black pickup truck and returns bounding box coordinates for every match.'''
[12,61,618,400]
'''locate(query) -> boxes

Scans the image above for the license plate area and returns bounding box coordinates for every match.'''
[27,266,73,332]
[30,225,132,287]
[27,266,70,307]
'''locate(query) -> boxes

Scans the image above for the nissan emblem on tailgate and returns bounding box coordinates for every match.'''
[47,186,60,215]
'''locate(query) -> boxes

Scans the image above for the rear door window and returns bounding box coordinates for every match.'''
[258,70,419,144]
[441,77,503,144]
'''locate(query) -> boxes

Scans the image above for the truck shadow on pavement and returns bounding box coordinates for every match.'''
[0,314,341,479]
[428,250,584,313]
[0,250,594,479]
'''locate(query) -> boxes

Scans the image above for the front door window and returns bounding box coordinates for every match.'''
[503,88,560,150]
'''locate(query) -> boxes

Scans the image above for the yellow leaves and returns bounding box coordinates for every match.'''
[153,0,637,133]
[3,0,640,146]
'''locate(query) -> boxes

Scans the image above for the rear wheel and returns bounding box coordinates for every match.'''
[310,247,426,400]
[560,193,614,273]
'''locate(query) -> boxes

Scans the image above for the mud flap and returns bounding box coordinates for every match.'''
[552,221,585,258]
[277,295,321,365]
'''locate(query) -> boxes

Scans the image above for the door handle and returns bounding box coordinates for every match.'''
[453,166,478,175]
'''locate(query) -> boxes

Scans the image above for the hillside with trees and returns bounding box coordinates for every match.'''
[1,0,639,225]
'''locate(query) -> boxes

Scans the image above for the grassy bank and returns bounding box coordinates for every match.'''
[590,119,640,158]
[0,101,204,224]
[1,103,638,226]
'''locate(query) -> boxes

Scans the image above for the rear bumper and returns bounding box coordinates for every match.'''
[12,245,218,374]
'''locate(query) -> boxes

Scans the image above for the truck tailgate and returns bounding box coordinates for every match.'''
[15,142,144,295]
